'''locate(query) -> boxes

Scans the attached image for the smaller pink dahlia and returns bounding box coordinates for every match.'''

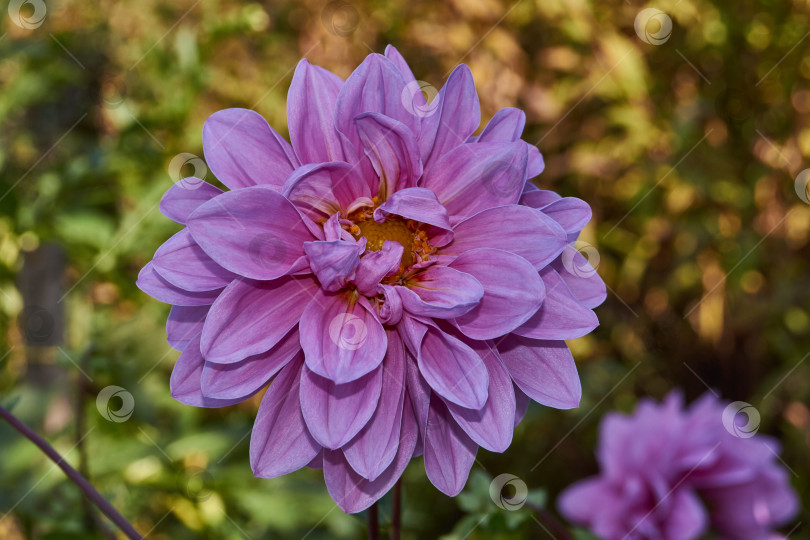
[138,45,605,512]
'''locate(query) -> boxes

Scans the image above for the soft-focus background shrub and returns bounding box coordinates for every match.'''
[1,0,808,538]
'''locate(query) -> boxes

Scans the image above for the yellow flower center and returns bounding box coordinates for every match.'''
[356,218,417,268]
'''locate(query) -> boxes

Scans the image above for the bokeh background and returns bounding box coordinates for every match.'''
[1,0,809,538]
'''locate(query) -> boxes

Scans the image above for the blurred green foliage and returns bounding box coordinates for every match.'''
[1,0,809,538]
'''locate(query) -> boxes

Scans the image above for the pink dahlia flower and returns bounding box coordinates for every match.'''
[559,391,799,539]
[137,46,605,513]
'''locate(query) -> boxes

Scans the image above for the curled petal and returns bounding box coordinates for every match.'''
[373,187,451,231]
[399,266,483,319]
[303,240,362,292]
[354,241,403,296]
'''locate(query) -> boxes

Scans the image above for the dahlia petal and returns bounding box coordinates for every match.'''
[477,107,525,142]
[200,328,300,399]
[159,180,222,225]
[520,189,560,209]
[513,268,599,340]
[497,334,581,409]
[283,163,342,220]
[166,305,208,351]
[288,59,346,163]
[378,284,404,325]
[201,275,318,364]
[300,289,387,383]
[417,325,488,409]
[399,266,483,319]
[552,246,606,309]
[558,478,614,527]
[422,141,528,222]
[250,356,321,478]
[187,186,313,280]
[323,401,418,513]
[514,384,530,427]
[663,489,708,540]
[152,229,236,291]
[137,262,221,306]
[300,364,382,449]
[444,205,567,270]
[421,64,480,165]
[303,240,362,292]
[449,248,545,340]
[373,187,451,231]
[342,329,406,480]
[526,144,545,178]
[445,341,515,452]
[405,352,431,456]
[355,113,422,198]
[541,197,592,238]
[335,54,418,152]
[354,241,403,296]
[384,45,418,84]
[424,396,478,496]
[170,333,247,408]
[396,313,429,358]
[202,108,298,190]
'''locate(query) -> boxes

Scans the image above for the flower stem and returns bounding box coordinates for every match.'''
[392,480,401,540]
[0,404,143,539]
[367,501,379,540]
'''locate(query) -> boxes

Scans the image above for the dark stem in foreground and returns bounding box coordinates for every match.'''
[367,501,379,540]
[0,404,143,540]
[391,480,401,540]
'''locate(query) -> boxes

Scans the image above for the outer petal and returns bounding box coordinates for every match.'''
[200,328,300,399]
[526,145,545,178]
[422,142,528,223]
[497,334,581,409]
[421,64,480,165]
[303,240,362,292]
[520,189,560,209]
[398,266,483,319]
[449,248,545,340]
[552,246,607,309]
[514,384,530,427]
[159,180,222,225]
[300,364,382,449]
[288,59,346,163]
[541,197,592,240]
[373,187,451,231]
[342,329,407,480]
[417,325,488,409]
[513,268,599,340]
[355,112,422,199]
[300,289,387,383]
[166,305,208,351]
[137,262,221,306]
[443,205,567,270]
[424,396,478,496]
[384,45,418,84]
[445,341,516,452]
[477,107,525,142]
[201,275,319,364]
[250,356,321,478]
[187,186,313,280]
[202,108,298,190]
[335,54,419,150]
[323,400,418,513]
[152,229,236,291]
[170,334,248,408]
